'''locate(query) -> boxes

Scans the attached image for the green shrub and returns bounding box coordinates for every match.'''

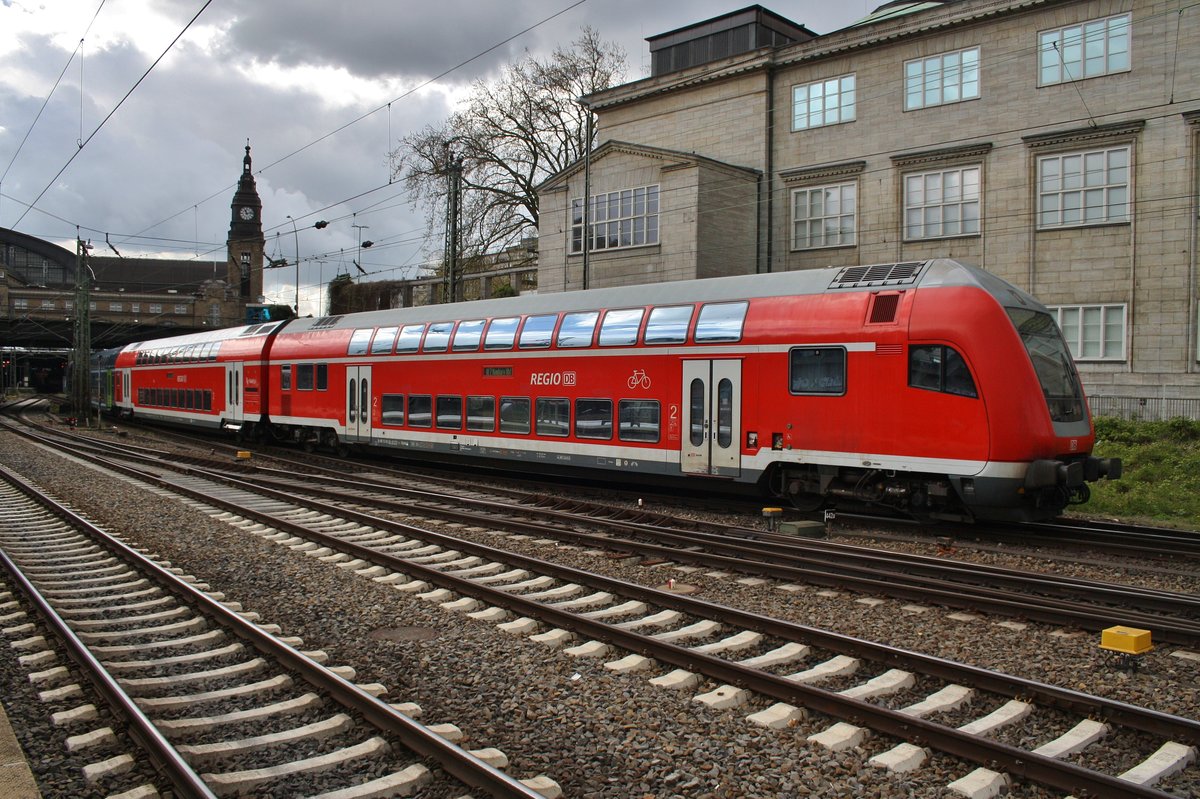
[1081,416,1200,527]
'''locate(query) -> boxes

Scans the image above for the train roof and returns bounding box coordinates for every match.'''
[126,320,288,351]
[282,259,1044,334]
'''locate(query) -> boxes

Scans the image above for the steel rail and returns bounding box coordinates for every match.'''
[0,462,546,799]
[72,456,1198,797]
[239,469,1200,643]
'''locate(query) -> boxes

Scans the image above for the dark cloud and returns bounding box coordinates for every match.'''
[1,0,868,310]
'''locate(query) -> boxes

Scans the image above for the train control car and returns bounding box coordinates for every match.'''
[103,321,286,430]
[95,259,1120,522]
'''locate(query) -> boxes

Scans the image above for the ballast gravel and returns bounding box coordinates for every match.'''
[1,427,1198,798]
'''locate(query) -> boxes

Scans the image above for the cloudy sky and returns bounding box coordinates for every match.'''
[0,0,871,314]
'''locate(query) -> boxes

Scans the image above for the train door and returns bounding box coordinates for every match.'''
[680,360,742,477]
[225,362,243,427]
[346,365,373,442]
[117,369,130,411]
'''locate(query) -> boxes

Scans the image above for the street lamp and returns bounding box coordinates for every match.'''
[284,217,330,316]
[353,217,371,277]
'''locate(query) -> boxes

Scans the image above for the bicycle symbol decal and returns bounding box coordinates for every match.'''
[627,369,651,389]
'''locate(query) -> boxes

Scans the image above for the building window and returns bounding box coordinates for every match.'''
[149,303,162,314]
[41,300,55,309]
[571,185,659,253]
[109,303,123,312]
[1037,147,1129,228]
[174,303,188,314]
[791,183,856,249]
[905,47,979,110]
[1039,14,1130,86]
[1049,304,1126,361]
[904,166,981,240]
[792,74,855,130]
[13,298,28,309]
[131,303,141,313]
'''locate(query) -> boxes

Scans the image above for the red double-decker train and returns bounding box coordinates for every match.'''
[91,259,1120,522]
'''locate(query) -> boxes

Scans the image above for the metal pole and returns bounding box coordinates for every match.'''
[71,237,92,423]
[286,215,300,314]
[581,102,592,291]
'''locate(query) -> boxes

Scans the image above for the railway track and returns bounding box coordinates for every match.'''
[4,417,1199,797]
[0,464,557,798]
[18,418,1200,647]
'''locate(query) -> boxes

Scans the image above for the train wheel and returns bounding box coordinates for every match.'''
[787,492,825,513]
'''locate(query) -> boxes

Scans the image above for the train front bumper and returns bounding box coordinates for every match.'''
[1024,455,1122,489]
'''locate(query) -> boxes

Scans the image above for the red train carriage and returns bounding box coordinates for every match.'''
[97,260,1119,522]
[108,321,285,431]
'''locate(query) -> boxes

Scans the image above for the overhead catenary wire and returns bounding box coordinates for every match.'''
[11,0,215,230]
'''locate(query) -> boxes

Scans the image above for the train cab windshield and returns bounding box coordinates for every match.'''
[1005,307,1085,423]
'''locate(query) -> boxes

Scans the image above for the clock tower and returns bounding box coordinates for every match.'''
[227,143,265,300]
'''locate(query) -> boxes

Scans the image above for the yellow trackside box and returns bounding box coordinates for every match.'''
[236,451,252,460]
[1100,625,1152,655]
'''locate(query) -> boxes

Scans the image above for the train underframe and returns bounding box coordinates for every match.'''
[767,458,1114,523]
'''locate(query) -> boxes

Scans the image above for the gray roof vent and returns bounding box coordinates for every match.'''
[829,261,924,289]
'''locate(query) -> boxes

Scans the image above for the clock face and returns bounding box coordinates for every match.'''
[239,206,254,221]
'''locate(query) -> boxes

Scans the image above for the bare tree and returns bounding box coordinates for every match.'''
[394,27,626,261]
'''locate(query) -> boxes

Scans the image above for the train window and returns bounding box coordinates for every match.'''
[717,379,733,447]
[499,397,531,434]
[695,302,749,343]
[618,400,660,442]
[645,306,693,344]
[203,390,212,411]
[347,328,373,356]
[297,364,314,391]
[436,396,463,429]
[790,348,846,395]
[381,394,405,426]
[519,314,557,349]
[485,317,520,350]
[536,398,570,436]
[467,396,495,432]
[185,390,195,410]
[598,308,644,346]
[408,395,432,427]
[453,320,486,351]
[575,399,613,439]
[371,327,398,355]
[557,312,599,348]
[280,364,292,391]
[316,364,328,391]
[396,324,425,353]
[423,322,454,352]
[908,345,978,398]
[689,379,705,446]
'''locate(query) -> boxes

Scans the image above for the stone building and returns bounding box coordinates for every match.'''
[538,0,1200,415]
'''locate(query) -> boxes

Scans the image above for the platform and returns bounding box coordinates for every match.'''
[0,698,41,799]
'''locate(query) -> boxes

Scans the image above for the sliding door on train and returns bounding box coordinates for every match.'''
[346,365,373,442]
[225,363,243,426]
[680,359,742,477]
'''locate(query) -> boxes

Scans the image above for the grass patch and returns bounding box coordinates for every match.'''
[1072,416,1200,528]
